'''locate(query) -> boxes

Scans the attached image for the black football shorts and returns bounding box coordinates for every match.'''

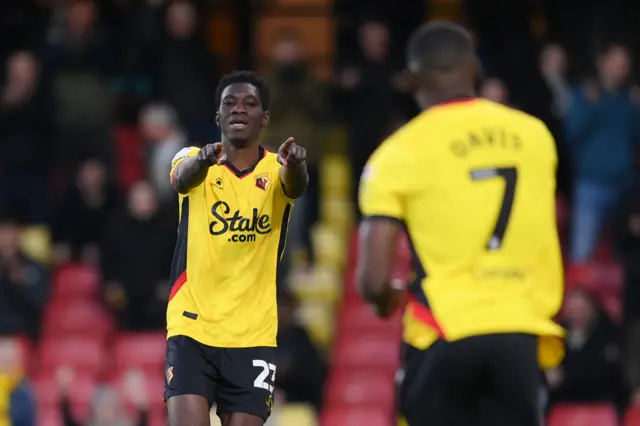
[398,333,541,426]
[164,335,276,421]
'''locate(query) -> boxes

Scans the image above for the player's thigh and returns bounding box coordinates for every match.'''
[164,335,217,404]
[167,395,211,426]
[486,333,541,426]
[398,340,479,426]
[219,412,265,426]
[215,346,276,423]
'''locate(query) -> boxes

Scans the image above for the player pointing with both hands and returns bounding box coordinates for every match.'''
[194,136,305,169]
[165,71,307,426]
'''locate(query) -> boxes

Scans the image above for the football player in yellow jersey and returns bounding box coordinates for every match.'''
[357,22,565,426]
[163,71,308,426]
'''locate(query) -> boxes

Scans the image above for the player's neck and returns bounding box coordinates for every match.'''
[222,139,262,171]
[418,89,476,111]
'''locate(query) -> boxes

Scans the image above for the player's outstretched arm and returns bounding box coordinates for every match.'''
[277,137,308,199]
[356,218,405,318]
[172,143,225,194]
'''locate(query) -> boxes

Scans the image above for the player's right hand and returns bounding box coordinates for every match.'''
[197,143,226,166]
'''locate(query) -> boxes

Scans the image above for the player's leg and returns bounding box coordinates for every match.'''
[216,347,276,426]
[398,340,479,426]
[484,333,541,426]
[164,336,217,426]
[219,412,264,426]
[168,395,211,426]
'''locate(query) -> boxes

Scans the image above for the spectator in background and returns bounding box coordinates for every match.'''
[44,0,115,173]
[336,19,403,204]
[565,44,640,262]
[139,102,187,205]
[528,43,572,197]
[56,367,149,426]
[102,181,175,331]
[0,339,36,426]
[0,216,48,338]
[479,77,509,105]
[275,292,326,413]
[157,0,219,143]
[546,289,621,409]
[538,44,572,121]
[264,29,328,267]
[0,51,52,224]
[52,158,119,265]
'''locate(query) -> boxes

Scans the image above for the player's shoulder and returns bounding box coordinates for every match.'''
[260,148,281,169]
[365,130,418,181]
[483,101,552,135]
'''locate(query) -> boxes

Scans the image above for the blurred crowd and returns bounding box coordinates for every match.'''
[2,0,640,425]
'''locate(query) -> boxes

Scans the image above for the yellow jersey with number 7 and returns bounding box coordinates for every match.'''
[359,98,565,368]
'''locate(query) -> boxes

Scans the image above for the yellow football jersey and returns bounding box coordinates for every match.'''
[167,146,293,348]
[359,98,565,368]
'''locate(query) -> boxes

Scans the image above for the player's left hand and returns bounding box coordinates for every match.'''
[277,137,306,167]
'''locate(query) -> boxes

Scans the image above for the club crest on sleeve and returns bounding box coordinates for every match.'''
[255,173,271,191]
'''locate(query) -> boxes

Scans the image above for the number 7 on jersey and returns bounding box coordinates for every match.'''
[470,166,518,251]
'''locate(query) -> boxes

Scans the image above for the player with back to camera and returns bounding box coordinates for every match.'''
[357,21,565,426]
[164,71,308,426]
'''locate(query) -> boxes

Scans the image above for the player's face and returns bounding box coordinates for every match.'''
[218,83,268,146]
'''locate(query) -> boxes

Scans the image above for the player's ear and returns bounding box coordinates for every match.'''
[262,111,270,127]
[215,112,220,127]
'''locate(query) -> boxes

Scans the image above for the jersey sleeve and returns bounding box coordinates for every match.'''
[358,143,408,222]
[170,146,200,188]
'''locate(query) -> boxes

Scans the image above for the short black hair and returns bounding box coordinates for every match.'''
[407,20,474,72]
[215,70,270,110]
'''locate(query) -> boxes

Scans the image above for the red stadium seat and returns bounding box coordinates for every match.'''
[43,301,113,338]
[326,370,395,407]
[333,332,399,369]
[52,264,100,301]
[565,263,602,290]
[600,263,624,293]
[602,295,623,323]
[321,407,392,426]
[625,406,640,426]
[547,403,618,426]
[37,407,62,426]
[37,337,106,376]
[115,126,145,192]
[114,333,167,374]
[338,301,402,335]
[148,405,167,426]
